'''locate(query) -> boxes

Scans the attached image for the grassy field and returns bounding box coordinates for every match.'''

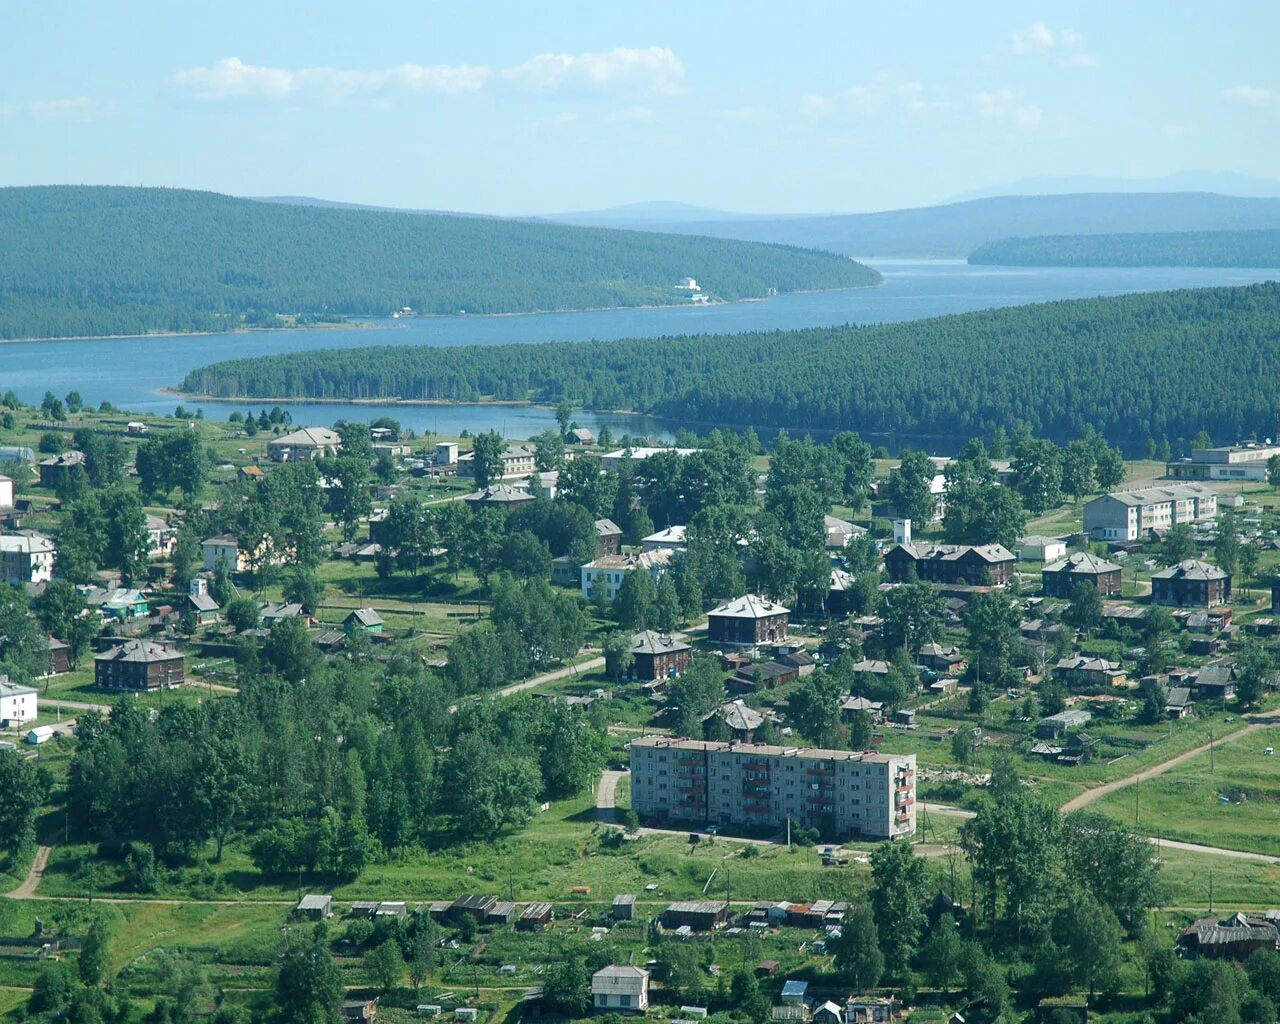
[1090,725,1280,856]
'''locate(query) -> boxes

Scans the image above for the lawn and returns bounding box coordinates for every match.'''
[1090,725,1280,856]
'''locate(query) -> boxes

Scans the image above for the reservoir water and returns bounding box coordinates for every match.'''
[2,260,1276,441]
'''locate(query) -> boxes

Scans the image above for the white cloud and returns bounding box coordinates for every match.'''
[1010,24,1097,67]
[1223,84,1275,105]
[22,96,101,121]
[173,57,294,99]
[802,74,937,118]
[971,89,1042,127]
[506,47,684,95]
[1011,23,1057,53]
[174,47,682,102]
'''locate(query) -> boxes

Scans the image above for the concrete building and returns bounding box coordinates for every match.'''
[0,475,13,511]
[629,737,916,840]
[1041,551,1123,598]
[580,550,672,602]
[824,515,867,552]
[457,443,536,479]
[267,427,341,462]
[1084,484,1218,542]
[0,677,37,726]
[594,519,623,556]
[591,965,649,1013]
[0,533,54,585]
[707,595,789,650]
[1167,442,1280,482]
[1152,559,1232,607]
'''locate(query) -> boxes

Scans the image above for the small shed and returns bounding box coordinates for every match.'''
[781,979,809,1006]
[486,901,516,926]
[518,901,554,931]
[296,894,333,920]
[612,893,637,921]
[25,725,55,745]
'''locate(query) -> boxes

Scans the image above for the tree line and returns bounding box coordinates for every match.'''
[0,185,878,339]
[185,281,1280,451]
[970,228,1280,268]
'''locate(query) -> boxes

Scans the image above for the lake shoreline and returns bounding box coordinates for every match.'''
[0,281,882,346]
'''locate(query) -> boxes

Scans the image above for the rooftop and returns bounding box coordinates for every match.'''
[632,736,910,765]
[708,594,790,619]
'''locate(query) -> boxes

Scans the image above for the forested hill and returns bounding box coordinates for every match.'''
[0,186,878,340]
[552,192,1280,257]
[184,282,1280,450]
[970,229,1280,267]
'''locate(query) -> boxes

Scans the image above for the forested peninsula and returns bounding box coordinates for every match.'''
[970,228,1280,267]
[184,281,1280,450]
[0,186,878,340]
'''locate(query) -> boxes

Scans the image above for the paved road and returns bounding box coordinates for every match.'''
[1060,717,1275,814]
[596,769,626,824]
[1151,836,1280,865]
[38,698,102,713]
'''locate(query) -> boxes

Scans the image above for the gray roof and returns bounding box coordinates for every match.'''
[347,607,384,627]
[891,542,1014,563]
[1092,483,1216,507]
[703,700,765,732]
[94,640,181,664]
[1197,663,1237,686]
[595,518,622,536]
[1044,551,1122,575]
[188,592,219,613]
[1153,559,1229,582]
[631,630,690,655]
[708,594,789,619]
[1166,686,1194,709]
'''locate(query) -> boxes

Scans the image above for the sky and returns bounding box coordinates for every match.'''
[2,0,1278,214]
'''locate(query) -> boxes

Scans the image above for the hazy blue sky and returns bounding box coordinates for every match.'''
[3,1,1277,213]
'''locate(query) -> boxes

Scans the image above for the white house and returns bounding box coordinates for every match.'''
[26,725,56,745]
[581,550,672,601]
[0,678,37,726]
[0,533,55,585]
[267,427,341,462]
[202,535,244,573]
[1017,535,1068,563]
[642,525,687,553]
[600,447,699,472]
[0,475,13,510]
[591,965,649,1013]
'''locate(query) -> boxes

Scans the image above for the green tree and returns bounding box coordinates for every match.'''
[1235,637,1274,708]
[469,431,506,490]
[1269,454,1280,490]
[1063,581,1103,634]
[920,916,963,994]
[832,904,884,992]
[0,749,46,855]
[870,841,927,975]
[33,579,97,668]
[1012,435,1064,514]
[363,939,405,995]
[531,429,565,471]
[885,450,938,525]
[1214,509,1242,575]
[1061,438,1097,502]
[881,582,943,652]
[615,568,658,631]
[1158,523,1197,566]
[543,957,590,1017]
[273,925,344,1024]
[79,916,112,987]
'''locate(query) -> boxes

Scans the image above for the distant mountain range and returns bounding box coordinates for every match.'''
[542,192,1280,258]
[947,171,1280,202]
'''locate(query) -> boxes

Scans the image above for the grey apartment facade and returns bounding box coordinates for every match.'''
[1083,484,1218,542]
[629,737,916,840]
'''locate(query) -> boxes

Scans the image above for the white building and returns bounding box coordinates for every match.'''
[0,475,13,510]
[824,515,867,552]
[581,550,672,602]
[642,525,687,553]
[1167,441,1280,481]
[0,678,37,726]
[599,447,699,472]
[267,427,341,462]
[591,965,649,1013]
[0,533,55,585]
[1084,484,1218,542]
[1017,535,1068,563]
[202,534,244,573]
